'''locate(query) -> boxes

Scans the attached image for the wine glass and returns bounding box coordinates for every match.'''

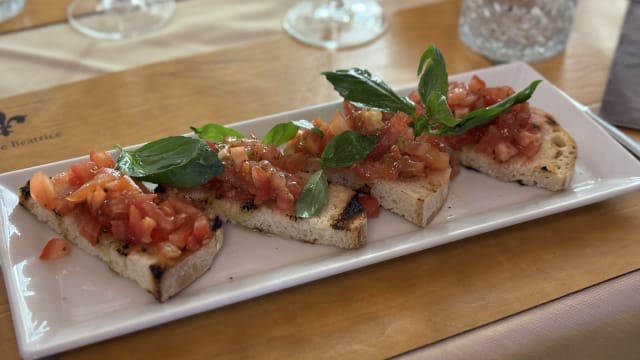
[67,0,176,40]
[283,0,387,50]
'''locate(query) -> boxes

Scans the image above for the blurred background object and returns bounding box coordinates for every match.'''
[67,0,175,39]
[600,0,640,130]
[0,0,25,22]
[282,0,387,49]
[458,0,577,63]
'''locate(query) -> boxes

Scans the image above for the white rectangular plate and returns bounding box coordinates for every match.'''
[2,62,640,359]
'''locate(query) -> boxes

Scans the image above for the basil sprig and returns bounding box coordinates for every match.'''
[295,170,328,218]
[320,131,377,167]
[431,79,542,135]
[322,44,542,136]
[296,130,377,218]
[116,136,223,188]
[263,120,323,146]
[322,68,416,116]
[191,124,245,142]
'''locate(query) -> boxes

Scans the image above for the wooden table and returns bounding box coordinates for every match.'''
[0,0,71,34]
[1,1,639,359]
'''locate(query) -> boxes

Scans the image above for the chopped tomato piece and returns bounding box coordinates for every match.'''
[73,209,102,245]
[357,195,380,218]
[327,111,351,135]
[444,76,542,162]
[89,150,116,169]
[168,224,192,248]
[192,215,212,241]
[29,171,56,211]
[69,161,97,185]
[366,112,408,161]
[39,237,71,260]
[251,165,272,205]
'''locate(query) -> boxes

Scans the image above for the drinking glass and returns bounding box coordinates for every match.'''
[0,0,26,23]
[67,0,176,40]
[283,0,387,50]
[458,0,577,63]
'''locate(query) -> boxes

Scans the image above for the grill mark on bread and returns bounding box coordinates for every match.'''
[241,199,256,211]
[20,182,31,201]
[149,264,164,281]
[544,114,558,126]
[211,215,223,231]
[331,194,364,231]
[19,190,224,302]
[117,243,131,256]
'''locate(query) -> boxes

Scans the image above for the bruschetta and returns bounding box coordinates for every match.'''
[280,108,452,228]
[19,150,224,302]
[435,76,577,191]
[189,135,367,249]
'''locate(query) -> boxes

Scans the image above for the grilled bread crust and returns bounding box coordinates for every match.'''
[448,108,577,191]
[19,185,224,302]
[326,168,451,228]
[204,183,367,249]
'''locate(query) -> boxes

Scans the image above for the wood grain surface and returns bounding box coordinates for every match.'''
[0,1,638,359]
[0,0,71,34]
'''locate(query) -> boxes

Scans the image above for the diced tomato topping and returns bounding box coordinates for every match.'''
[327,111,351,136]
[193,215,212,240]
[357,194,380,218]
[29,151,214,254]
[72,209,101,245]
[168,223,192,248]
[39,238,71,260]
[90,150,116,169]
[366,112,408,161]
[229,145,249,172]
[208,138,308,213]
[251,165,272,205]
[444,77,542,162]
[29,171,56,211]
[69,161,97,186]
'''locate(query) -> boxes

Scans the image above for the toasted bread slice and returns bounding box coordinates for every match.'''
[326,168,451,227]
[19,185,224,302]
[448,108,577,191]
[204,183,367,249]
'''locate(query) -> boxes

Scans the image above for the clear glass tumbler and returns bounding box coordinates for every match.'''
[458,0,577,63]
[0,0,25,23]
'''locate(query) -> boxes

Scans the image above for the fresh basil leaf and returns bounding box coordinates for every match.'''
[427,92,458,127]
[436,80,543,135]
[410,92,458,136]
[116,136,223,188]
[413,114,433,137]
[417,45,449,111]
[263,120,323,147]
[263,122,299,146]
[191,124,245,142]
[322,68,416,116]
[295,169,329,219]
[320,130,378,168]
